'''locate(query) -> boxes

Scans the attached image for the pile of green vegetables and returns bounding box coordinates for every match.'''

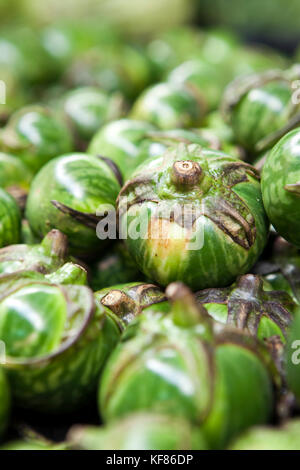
[1,20,300,451]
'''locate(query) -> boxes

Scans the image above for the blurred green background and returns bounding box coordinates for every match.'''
[1,0,300,48]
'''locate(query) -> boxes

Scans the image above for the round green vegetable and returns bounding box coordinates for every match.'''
[61,87,126,143]
[0,276,120,412]
[68,413,207,450]
[196,274,295,342]
[25,153,121,257]
[88,119,156,181]
[262,128,300,247]
[130,82,204,130]
[0,106,73,173]
[168,58,227,111]
[0,188,21,248]
[0,27,57,84]
[0,152,32,208]
[41,21,121,75]
[0,229,69,276]
[222,66,300,156]
[99,282,274,449]
[118,144,269,290]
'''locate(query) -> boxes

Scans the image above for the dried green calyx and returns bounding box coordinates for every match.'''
[196,273,295,341]
[96,282,166,328]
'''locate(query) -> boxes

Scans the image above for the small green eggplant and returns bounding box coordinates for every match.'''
[61,87,126,144]
[25,153,121,257]
[118,144,269,290]
[222,66,300,157]
[0,276,120,413]
[262,127,300,247]
[99,282,275,449]
[130,82,205,130]
[0,106,73,173]
[88,119,156,181]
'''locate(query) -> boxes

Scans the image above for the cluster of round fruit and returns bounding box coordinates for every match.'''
[0,21,300,450]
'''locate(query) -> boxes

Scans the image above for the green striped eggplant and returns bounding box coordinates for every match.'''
[90,243,145,291]
[222,66,300,156]
[262,128,300,248]
[95,282,166,328]
[167,58,228,111]
[118,144,269,290]
[0,152,32,209]
[0,229,69,276]
[68,413,207,450]
[0,188,21,248]
[0,27,57,85]
[130,82,205,130]
[41,21,121,76]
[0,106,73,173]
[0,276,120,412]
[229,419,300,450]
[99,282,274,449]
[0,369,10,440]
[196,274,295,342]
[25,153,121,257]
[88,119,156,181]
[61,87,126,144]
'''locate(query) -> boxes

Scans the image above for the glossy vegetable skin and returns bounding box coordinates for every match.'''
[130,82,204,130]
[25,153,121,257]
[99,283,274,449]
[222,67,300,155]
[0,277,120,412]
[118,144,269,289]
[262,128,300,247]
[0,106,73,173]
